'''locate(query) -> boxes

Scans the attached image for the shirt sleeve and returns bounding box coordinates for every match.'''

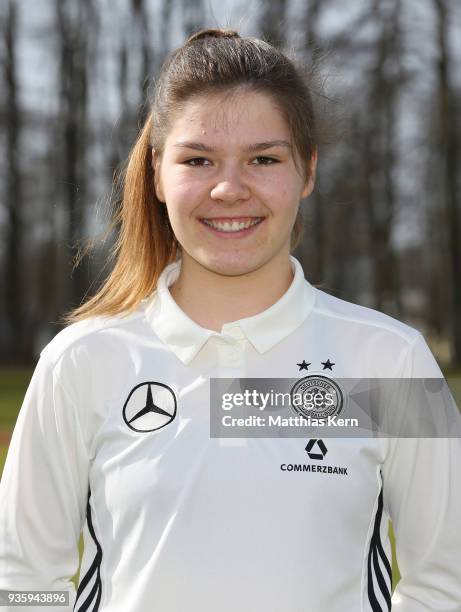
[0,351,89,611]
[382,333,461,611]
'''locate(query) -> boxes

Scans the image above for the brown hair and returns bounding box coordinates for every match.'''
[62,27,330,324]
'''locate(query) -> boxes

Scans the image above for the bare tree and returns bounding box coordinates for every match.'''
[55,0,94,311]
[433,0,461,364]
[2,0,23,361]
[360,0,403,316]
[132,0,152,121]
[298,0,327,286]
[258,0,288,48]
[158,0,174,62]
[181,0,206,39]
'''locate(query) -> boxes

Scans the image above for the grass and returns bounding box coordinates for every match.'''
[0,445,8,474]
[1,366,460,592]
[0,367,35,428]
[389,523,400,587]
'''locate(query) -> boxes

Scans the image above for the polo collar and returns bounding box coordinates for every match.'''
[145,255,316,365]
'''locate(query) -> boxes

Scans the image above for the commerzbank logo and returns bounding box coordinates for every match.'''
[305,438,328,460]
[122,382,177,433]
[280,439,349,476]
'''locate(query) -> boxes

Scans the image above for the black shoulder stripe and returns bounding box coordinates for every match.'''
[76,575,101,612]
[372,544,391,610]
[367,544,384,612]
[74,488,103,612]
[367,486,392,611]
[372,489,392,583]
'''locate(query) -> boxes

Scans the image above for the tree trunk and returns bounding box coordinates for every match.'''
[3,0,24,361]
[434,0,461,365]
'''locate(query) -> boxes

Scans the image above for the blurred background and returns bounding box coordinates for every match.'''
[0,0,460,587]
[1,0,460,366]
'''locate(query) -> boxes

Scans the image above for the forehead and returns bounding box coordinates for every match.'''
[166,90,290,142]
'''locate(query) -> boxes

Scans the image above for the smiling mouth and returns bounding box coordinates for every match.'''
[200,217,264,233]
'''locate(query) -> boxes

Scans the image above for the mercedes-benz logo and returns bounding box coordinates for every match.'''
[122,381,177,433]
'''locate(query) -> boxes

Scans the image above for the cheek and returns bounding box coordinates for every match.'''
[261,168,298,198]
[263,182,299,217]
[164,199,199,235]
[163,183,201,220]
[166,174,207,204]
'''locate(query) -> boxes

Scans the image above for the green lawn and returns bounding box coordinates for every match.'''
[1,366,460,591]
[0,444,8,474]
[0,367,35,428]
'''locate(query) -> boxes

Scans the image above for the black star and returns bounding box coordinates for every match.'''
[321,359,335,371]
[297,360,311,371]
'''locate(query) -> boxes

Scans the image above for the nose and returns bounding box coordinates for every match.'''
[210,165,251,202]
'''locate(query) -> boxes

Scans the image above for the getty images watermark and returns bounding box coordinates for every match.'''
[209,375,461,438]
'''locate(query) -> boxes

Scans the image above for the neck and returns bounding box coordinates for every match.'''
[169,253,294,332]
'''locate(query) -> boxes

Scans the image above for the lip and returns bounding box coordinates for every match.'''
[200,216,264,222]
[198,217,265,238]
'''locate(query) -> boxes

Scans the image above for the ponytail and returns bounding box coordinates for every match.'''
[61,113,179,324]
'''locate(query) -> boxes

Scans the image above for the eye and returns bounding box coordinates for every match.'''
[253,156,278,165]
[182,156,279,168]
[183,157,210,167]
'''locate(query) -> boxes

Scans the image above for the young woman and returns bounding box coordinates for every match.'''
[1,28,460,612]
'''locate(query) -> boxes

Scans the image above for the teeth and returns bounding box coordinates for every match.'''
[202,218,262,232]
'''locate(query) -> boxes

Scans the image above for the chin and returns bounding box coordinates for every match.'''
[198,254,261,277]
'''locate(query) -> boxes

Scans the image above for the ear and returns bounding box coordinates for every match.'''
[152,148,165,203]
[301,148,318,199]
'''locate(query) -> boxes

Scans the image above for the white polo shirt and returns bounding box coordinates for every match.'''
[1,254,460,612]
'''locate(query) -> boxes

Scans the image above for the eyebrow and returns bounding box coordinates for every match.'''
[172,140,291,153]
